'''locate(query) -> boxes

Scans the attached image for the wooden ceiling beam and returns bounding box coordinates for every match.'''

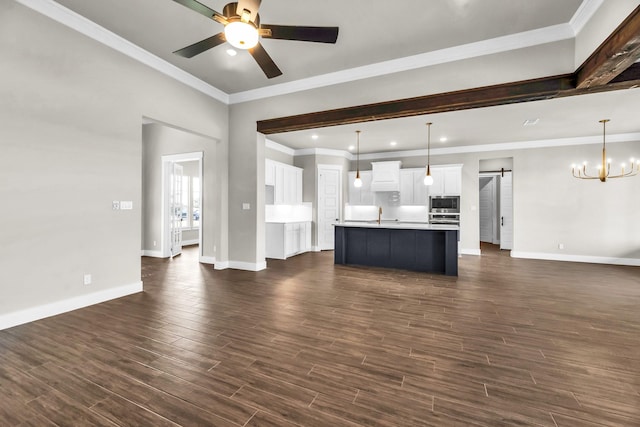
[257,6,640,135]
[257,75,576,134]
[576,5,640,89]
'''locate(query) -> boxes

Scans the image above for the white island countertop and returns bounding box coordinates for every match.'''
[334,221,459,231]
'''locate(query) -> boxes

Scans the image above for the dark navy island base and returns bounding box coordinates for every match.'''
[334,223,459,276]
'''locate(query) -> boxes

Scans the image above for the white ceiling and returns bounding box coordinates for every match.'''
[54,0,582,94]
[28,0,640,155]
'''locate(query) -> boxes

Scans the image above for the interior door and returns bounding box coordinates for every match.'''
[479,176,495,243]
[318,166,341,250]
[170,162,183,257]
[500,171,513,250]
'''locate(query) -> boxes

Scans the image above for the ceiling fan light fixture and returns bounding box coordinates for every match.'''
[224,21,259,50]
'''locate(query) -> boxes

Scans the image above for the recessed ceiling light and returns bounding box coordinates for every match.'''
[440,137,448,142]
[390,141,397,146]
[348,145,355,151]
[523,118,539,126]
[226,49,237,57]
[311,134,319,140]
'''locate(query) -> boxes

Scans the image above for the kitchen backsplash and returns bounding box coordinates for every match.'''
[266,203,312,222]
[345,204,428,222]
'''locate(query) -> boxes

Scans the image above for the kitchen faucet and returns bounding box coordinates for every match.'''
[378,206,382,224]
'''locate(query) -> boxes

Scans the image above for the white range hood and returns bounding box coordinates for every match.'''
[370,161,402,192]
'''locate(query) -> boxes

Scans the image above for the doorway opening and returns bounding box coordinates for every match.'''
[479,158,513,252]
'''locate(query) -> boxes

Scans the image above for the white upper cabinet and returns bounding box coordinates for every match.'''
[348,170,374,205]
[370,161,401,192]
[265,160,276,186]
[400,168,428,205]
[429,165,462,197]
[443,167,462,196]
[349,165,460,206]
[266,159,303,205]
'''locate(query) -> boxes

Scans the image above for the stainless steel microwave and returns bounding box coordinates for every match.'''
[429,196,460,213]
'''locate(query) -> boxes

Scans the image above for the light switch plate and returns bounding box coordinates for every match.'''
[120,201,133,210]
[242,203,250,210]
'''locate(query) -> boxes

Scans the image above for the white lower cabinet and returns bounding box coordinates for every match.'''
[266,221,311,259]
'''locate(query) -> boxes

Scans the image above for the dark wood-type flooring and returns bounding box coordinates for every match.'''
[1,244,639,426]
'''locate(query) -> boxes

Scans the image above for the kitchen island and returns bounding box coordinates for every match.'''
[334,222,459,276]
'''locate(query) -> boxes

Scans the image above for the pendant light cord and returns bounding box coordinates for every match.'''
[427,122,431,165]
[356,130,361,174]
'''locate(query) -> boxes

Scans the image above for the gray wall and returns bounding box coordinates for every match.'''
[265,147,294,165]
[0,2,228,316]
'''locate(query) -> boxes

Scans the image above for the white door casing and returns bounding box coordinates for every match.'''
[500,171,513,250]
[170,162,183,258]
[318,165,342,251]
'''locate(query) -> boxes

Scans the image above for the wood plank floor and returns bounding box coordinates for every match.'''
[1,244,639,426]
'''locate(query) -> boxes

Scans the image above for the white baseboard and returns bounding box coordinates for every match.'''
[142,250,164,258]
[200,255,215,265]
[214,261,229,270]
[0,282,143,331]
[460,248,481,256]
[182,239,199,246]
[312,246,321,252]
[510,251,640,267]
[216,260,268,271]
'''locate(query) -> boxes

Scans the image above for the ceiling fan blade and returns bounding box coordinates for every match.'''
[260,25,339,43]
[236,0,262,22]
[249,43,282,79]
[171,0,227,24]
[173,33,226,58]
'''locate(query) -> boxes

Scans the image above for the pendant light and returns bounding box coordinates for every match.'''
[354,130,363,188]
[571,119,639,182]
[424,122,434,186]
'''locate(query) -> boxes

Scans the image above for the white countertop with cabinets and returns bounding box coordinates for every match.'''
[335,221,459,231]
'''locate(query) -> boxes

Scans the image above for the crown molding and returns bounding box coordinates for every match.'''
[15,0,229,104]
[229,23,575,104]
[294,147,352,159]
[265,139,295,156]
[570,0,605,35]
[355,132,640,160]
[270,131,640,162]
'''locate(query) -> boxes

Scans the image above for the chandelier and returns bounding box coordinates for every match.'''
[571,119,639,182]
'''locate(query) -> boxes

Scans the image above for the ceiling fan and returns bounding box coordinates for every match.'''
[171,0,339,78]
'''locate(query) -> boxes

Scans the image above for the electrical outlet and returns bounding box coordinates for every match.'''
[112,201,120,210]
[153,240,156,247]
[83,274,92,285]
[558,243,564,250]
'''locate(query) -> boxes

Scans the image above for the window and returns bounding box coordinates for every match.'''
[180,176,200,230]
